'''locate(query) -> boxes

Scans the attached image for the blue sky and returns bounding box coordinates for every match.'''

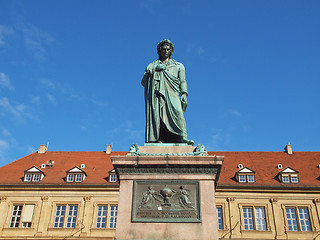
[0,0,319,166]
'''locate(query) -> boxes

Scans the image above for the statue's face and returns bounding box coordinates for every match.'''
[160,44,172,59]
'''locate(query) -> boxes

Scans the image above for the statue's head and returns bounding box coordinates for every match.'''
[157,39,174,58]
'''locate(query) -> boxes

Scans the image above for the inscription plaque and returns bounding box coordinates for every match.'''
[132,180,201,222]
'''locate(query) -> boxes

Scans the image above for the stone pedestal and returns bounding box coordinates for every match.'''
[112,144,223,240]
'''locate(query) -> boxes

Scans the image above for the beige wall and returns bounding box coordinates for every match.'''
[1,186,320,240]
[0,187,119,240]
[216,189,320,240]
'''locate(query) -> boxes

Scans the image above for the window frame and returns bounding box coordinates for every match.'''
[24,174,32,182]
[32,174,40,182]
[237,173,255,183]
[92,203,118,229]
[66,173,84,183]
[96,205,108,228]
[24,173,42,182]
[216,205,224,230]
[67,174,75,182]
[109,174,117,182]
[285,206,312,232]
[108,205,118,228]
[8,203,36,229]
[240,205,268,231]
[75,174,83,182]
[53,204,79,228]
[247,174,255,183]
[281,174,299,184]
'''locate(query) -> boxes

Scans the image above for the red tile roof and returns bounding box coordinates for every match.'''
[0,151,126,185]
[214,151,320,188]
[0,150,319,188]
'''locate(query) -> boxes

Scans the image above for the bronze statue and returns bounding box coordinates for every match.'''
[141,39,194,145]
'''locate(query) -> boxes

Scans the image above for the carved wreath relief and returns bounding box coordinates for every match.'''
[132,181,200,222]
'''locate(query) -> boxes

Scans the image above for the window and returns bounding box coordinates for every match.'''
[291,176,299,183]
[238,174,255,183]
[9,204,35,228]
[67,174,74,182]
[239,175,246,182]
[282,176,290,183]
[242,207,267,231]
[216,206,223,230]
[75,174,83,182]
[53,205,78,228]
[236,167,256,183]
[24,174,32,182]
[286,207,311,231]
[279,167,299,184]
[108,205,118,228]
[96,205,107,228]
[24,173,42,182]
[109,174,117,182]
[32,174,40,182]
[10,205,22,228]
[281,175,299,183]
[65,166,86,183]
[95,204,118,229]
[66,174,84,182]
[24,166,45,182]
[247,175,255,183]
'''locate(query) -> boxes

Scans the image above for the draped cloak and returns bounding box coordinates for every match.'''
[141,59,188,143]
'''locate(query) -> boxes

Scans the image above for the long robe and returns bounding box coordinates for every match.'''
[141,59,188,143]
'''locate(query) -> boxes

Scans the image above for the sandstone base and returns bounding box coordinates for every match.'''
[112,144,223,240]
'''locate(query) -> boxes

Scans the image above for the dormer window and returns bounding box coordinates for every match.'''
[32,174,40,182]
[75,174,83,182]
[24,174,32,182]
[239,175,246,182]
[108,169,117,183]
[291,176,299,183]
[279,167,299,184]
[247,175,255,183]
[236,167,255,183]
[24,166,45,182]
[282,176,290,183]
[67,174,74,182]
[110,175,117,182]
[66,166,86,183]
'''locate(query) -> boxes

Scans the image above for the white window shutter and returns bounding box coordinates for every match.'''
[22,205,35,222]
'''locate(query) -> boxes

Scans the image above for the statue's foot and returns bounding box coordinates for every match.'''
[181,138,194,146]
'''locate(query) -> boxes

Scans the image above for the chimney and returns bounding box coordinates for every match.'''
[106,144,112,154]
[284,143,293,155]
[38,144,48,154]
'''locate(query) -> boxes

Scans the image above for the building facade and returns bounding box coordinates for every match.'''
[0,144,319,240]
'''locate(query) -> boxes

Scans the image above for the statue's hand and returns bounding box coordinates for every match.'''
[155,64,166,71]
[181,93,188,112]
[181,93,187,104]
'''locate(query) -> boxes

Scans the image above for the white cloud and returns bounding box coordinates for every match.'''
[208,129,231,150]
[228,109,241,118]
[111,120,144,141]
[27,146,36,154]
[197,47,205,56]
[0,97,26,121]
[22,24,54,60]
[46,94,57,105]
[0,25,14,46]
[186,44,206,58]
[39,78,56,90]
[0,72,14,90]
[0,139,9,150]
[30,95,41,105]
[1,129,11,137]
[90,95,106,106]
